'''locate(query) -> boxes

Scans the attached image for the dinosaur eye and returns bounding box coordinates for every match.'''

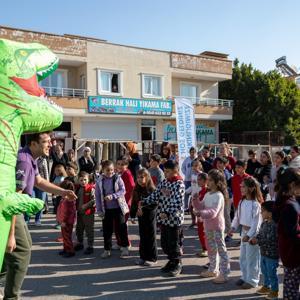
[19,50,27,56]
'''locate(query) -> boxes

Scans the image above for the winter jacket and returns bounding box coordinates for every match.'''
[121,169,135,207]
[57,198,76,225]
[143,176,185,227]
[231,173,250,208]
[273,196,300,268]
[198,191,225,231]
[75,183,96,215]
[257,220,279,259]
[95,174,129,215]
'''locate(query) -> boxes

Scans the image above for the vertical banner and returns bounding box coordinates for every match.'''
[175,97,196,175]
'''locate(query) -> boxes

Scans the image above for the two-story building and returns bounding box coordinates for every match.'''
[0,26,233,152]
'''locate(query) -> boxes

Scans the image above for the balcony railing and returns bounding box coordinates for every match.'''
[173,96,233,107]
[42,86,89,98]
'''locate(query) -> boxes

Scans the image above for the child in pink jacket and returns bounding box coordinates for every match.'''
[194,169,230,284]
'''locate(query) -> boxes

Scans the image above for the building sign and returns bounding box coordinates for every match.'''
[88,96,172,116]
[164,121,216,144]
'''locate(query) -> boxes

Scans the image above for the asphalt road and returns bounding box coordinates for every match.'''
[1,213,284,300]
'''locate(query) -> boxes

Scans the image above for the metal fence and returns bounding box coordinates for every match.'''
[220,131,285,146]
[42,86,89,98]
[173,96,233,107]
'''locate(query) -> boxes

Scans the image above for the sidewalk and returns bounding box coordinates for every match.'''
[1,214,283,299]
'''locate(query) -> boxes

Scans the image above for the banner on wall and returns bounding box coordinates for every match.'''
[88,96,172,116]
[175,97,196,173]
[164,123,216,143]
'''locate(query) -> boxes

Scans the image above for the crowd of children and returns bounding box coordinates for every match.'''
[50,146,299,299]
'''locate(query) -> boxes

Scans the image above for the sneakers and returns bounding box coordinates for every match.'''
[265,290,278,299]
[58,250,66,256]
[256,286,271,295]
[213,274,228,284]
[84,247,94,255]
[54,224,61,230]
[144,261,157,267]
[34,220,42,226]
[236,279,245,286]
[161,261,173,273]
[241,282,254,289]
[101,250,111,259]
[168,263,182,277]
[112,244,121,250]
[120,247,129,258]
[74,244,84,251]
[200,270,218,278]
[197,250,208,258]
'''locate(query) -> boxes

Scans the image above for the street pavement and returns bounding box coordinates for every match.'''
[1,213,284,300]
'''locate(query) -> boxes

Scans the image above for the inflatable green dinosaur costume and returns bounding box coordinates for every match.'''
[0,38,63,268]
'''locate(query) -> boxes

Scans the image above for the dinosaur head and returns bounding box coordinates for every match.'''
[0,38,63,133]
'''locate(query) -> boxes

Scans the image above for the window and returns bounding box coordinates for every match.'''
[97,69,122,95]
[180,83,198,98]
[141,119,156,140]
[80,74,86,90]
[142,74,163,98]
[41,69,68,88]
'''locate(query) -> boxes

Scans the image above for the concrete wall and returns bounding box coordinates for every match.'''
[86,41,172,97]
[171,78,218,98]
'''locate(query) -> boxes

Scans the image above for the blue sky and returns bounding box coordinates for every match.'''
[1,0,299,72]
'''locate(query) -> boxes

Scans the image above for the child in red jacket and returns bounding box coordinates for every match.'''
[74,171,96,255]
[115,156,135,249]
[57,180,77,258]
[231,160,250,210]
[193,173,209,257]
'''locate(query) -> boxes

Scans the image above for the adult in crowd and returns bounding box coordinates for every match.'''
[197,146,213,173]
[3,132,76,300]
[182,147,197,211]
[213,143,236,174]
[50,141,68,182]
[159,142,177,170]
[289,145,300,169]
[254,151,272,184]
[273,167,300,300]
[78,147,96,174]
[246,149,262,176]
[126,142,141,180]
[25,155,50,225]
[269,151,286,200]
[67,149,76,164]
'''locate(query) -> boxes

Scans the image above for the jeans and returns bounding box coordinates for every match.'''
[240,230,260,287]
[261,256,279,292]
[33,188,47,222]
[24,188,47,223]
